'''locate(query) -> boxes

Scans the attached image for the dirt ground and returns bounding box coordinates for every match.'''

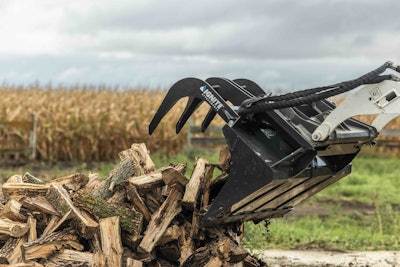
[258,249,400,267]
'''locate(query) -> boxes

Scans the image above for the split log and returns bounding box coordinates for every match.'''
[6,175,23,183]
[128,172,164,192]
[119,143,156,174]
[182,158,209,209]
[27,216,37,242]
[161,167,188,189]
[45,249,94,267]
[126,185,152,222]
[181,237,250,267]
[50,173,89,191]
[126,257,143,267]
[1,199,26,222]
[21,173,44,185]
[129,164,186,193]
[107,188,127,205]
[204,257,223,267]
[156,225,182,246]
[40,210,73,237]
[94,143,155,199]
[139,187,182,253]
[99,217,123,267]
[40,215,59,238]
[93,157,138,199]
[2,183,49,199]
[46,184,98,229]
[0,238,18,263]
[21,230,83,261]
[218,145,231,172]
[72,191,143,235]
[0,237,27,264]
[179,222,194,265]
[0,219,29,238]
[22,196,58,216]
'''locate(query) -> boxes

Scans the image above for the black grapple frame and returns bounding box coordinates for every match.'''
[149,62,400,227]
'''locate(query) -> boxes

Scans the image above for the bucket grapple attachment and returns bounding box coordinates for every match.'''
[149,61,400,227]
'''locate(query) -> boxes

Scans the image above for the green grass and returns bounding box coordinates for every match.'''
[243,154,400,251]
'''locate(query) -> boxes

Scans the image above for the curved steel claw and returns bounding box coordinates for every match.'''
[175,77,258,134]
[149,78,238,135]
[233,78,266,96]
[200,78,267,132]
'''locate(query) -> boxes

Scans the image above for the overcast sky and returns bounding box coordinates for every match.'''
[1,0,400,90]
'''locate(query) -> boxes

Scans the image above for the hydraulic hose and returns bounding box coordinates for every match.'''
[238,61,392,115]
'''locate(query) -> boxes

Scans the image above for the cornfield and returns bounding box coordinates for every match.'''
[0,84,208,161]
[0,84,399,161]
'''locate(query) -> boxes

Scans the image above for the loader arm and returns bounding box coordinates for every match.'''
[149,61,400,227]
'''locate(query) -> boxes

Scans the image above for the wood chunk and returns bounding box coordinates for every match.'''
[22,196,58,215]
[2,183,49,199]
[72,191,143,235]
[6,175,23,183]
[201,165,215,209]
[181,237,250,267]
[0,263,44,267]
[46,184,98,229]
[1,199,27,222]
[144,190,165,214]
[50,173,89,191]
[22,173,45,185]
[204,257,223,267]
[139,187,182,253]
[45,249,94,267]
[0,218,29,237]
[92,157,138,199]
[93,252,107,267]
[27,216,37,242]
[107,188,127,205]
[83,173,103,193]
[182,158,209,209]
[161,167,188,189]
[119,143,155,174]
[4,236,27,264]
[0,238,18,263]
[41,210,73,237]
[40,215,59,238]
[100,217,123,267]
[156,224,182,246]
[218,145,231,172]
[126,257,143,267]
[128,171,164,192]
[126,185,152,222]
[21,230,83,261]
[179,223,194,265]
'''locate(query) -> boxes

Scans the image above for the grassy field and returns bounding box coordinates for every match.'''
[1,147,399,251]
[243,153,400,251]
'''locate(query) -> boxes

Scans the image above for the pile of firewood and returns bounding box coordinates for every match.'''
[0,143,266,266]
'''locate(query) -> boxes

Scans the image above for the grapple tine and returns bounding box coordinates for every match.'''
[175,97,203,134]
[149,77,238,135]
[233,78,266,96]
[201,109,217,133]
[200,77,260,132]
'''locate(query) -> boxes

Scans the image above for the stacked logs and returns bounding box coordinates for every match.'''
[0,143,266,266]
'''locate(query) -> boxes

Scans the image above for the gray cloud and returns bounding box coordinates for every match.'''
[61,0,400,60]
[0,0,399,89]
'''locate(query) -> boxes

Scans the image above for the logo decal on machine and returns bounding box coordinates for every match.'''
[200,85,224,111]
